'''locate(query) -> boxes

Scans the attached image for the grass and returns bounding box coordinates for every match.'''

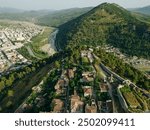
[29,27,54,58]
[132,12,150,24]
[135,65,150,72]
[94,64,106,79]
[121,86,141,109]
[0,21,11,28]
[7,90,14,97]
[18,27,54,60]
[82,57,89,65]
[17,47,36,61]
[122,92,140,109]
[121,85,150,112]
[0,63,53,112]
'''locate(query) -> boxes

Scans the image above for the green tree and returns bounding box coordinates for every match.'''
[54,61,61,68]
[0,81,5,91]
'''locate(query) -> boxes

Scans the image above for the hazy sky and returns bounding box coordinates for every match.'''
[0,0,150,10]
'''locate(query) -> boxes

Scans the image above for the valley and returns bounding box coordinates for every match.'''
[0,2,150,113]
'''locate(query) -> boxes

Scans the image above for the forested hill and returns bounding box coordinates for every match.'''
[56,3,150,59]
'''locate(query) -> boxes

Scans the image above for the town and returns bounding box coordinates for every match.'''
[15,47,150,113]
[0,20,43,73]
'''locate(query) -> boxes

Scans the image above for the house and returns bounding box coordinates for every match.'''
[80,72,95,83]
[52,99,64,113]
[54,79,66,95]
[80,76,94,83]
[32,86,42,93]
[67,69,74,79]
[81,50,88,57]
[61,70,67,78]
[71,90,84,113]
[82,72,94,77]
[55,79,65,90]
[82,86,92,97]
[87,52,94,63]
[85,99,97,113]
[100,83,108,92]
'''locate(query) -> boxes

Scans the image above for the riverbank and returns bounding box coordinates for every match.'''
[41,29,58,56]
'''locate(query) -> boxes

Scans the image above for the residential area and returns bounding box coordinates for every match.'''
[14,46,150,113]
[0,21,43,73]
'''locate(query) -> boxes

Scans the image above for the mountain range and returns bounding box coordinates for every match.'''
[0,7,92,27]
[0,7,24,13]
[130,5,150,15]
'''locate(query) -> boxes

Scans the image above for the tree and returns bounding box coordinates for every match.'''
[54,61,60,68]
[0,81,5,91]
[7,90,14,97]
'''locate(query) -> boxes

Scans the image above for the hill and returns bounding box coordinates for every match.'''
[131,12,150,24]
[0,7,24,13]
[130,5,150,15]
[37,7,93,27]
[0,7,92,27]
[0,10,53,23]
[56,3,150,59]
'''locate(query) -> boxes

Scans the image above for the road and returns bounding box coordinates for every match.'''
[101,63,150,98]
[99,63,125,112]
[100,63,125,82]
[26,29,59,59]
[99,66,119,112]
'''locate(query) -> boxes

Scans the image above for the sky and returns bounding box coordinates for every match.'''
[0,0,150,10]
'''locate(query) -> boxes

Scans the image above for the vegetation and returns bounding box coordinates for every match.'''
[56,3,150,59]
[29,27,53,58]
[0,51,70,112]
[38,7,92,27]
[94,47,150,90]
[94,64,105,79]
[82,57,89,65]
[18,27,53,60]
[132,12,150,24]
[17,47,36,61]
[120,85,149,112]
[123,92,140,108]
[24,69,61,112]
[0,7,92,27]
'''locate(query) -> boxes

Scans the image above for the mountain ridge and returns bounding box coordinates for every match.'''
[0,7,24,13]
[129,5,150,15]
[0,7,93,27]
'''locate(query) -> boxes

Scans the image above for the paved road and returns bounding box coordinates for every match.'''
[106,81,118,112]
[99,63,125,112]
[100,63,125,82]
